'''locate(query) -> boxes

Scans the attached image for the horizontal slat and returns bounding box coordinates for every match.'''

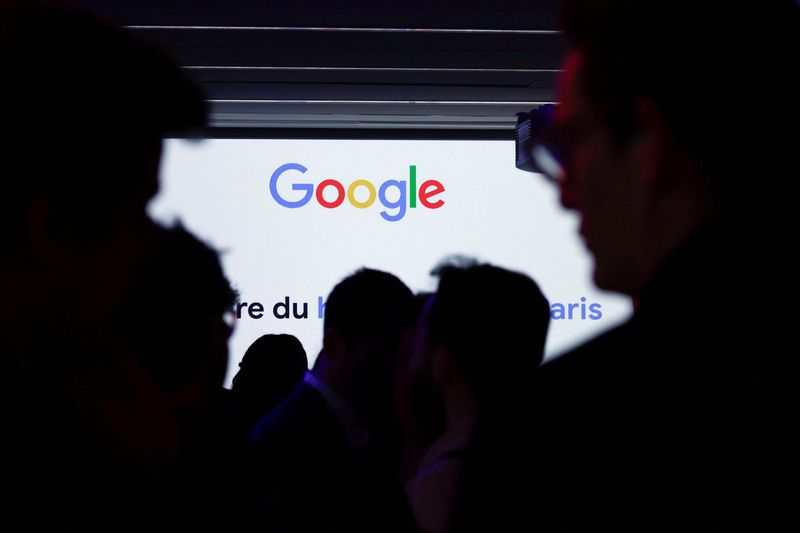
[63,1,566,129]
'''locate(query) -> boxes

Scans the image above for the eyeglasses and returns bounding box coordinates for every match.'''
[514,104,566,183]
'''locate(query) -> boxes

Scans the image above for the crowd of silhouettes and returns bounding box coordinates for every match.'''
[1,0,796,530]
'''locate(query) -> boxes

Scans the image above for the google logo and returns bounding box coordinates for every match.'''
[269,163,445,222]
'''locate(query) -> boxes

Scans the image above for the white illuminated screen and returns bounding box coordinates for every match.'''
[150,138,632,387]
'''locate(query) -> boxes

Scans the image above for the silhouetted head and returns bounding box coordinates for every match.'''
[117,224,236,405]
[559,0,797,201]
[323,268,413,349]
[1,1,205,255]
[552,0,798,295]
[0,2,206,358]
[231,334,308,413]
[412,258,550,409]
[317,268,413,432]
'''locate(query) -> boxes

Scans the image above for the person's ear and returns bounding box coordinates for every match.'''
[322,327,348,368]
[631,96,671,190]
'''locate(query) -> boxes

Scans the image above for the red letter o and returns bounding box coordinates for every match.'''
[316,179,345,208]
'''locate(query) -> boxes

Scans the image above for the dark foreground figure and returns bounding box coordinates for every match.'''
[456,0,798,530]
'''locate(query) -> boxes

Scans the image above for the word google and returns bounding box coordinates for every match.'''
[269,163,445,222]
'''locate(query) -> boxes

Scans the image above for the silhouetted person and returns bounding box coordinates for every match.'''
[0,2,205,527]
[230,334,308,437]
[405,259,549,533]
[247,268,415,532]
[516,0,798,528]
[115,223,239,525]
[119,224,235,405]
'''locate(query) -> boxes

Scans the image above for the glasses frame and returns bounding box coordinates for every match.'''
[514,104,566,184]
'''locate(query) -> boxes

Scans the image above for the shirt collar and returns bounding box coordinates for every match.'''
[303,371,369,447]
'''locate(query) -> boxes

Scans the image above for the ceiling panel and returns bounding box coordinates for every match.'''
[70,0,565,130]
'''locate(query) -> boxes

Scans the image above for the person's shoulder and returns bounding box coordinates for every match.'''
[250,381,345,452]
[538,321,635,380]
[250,382,315,440]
